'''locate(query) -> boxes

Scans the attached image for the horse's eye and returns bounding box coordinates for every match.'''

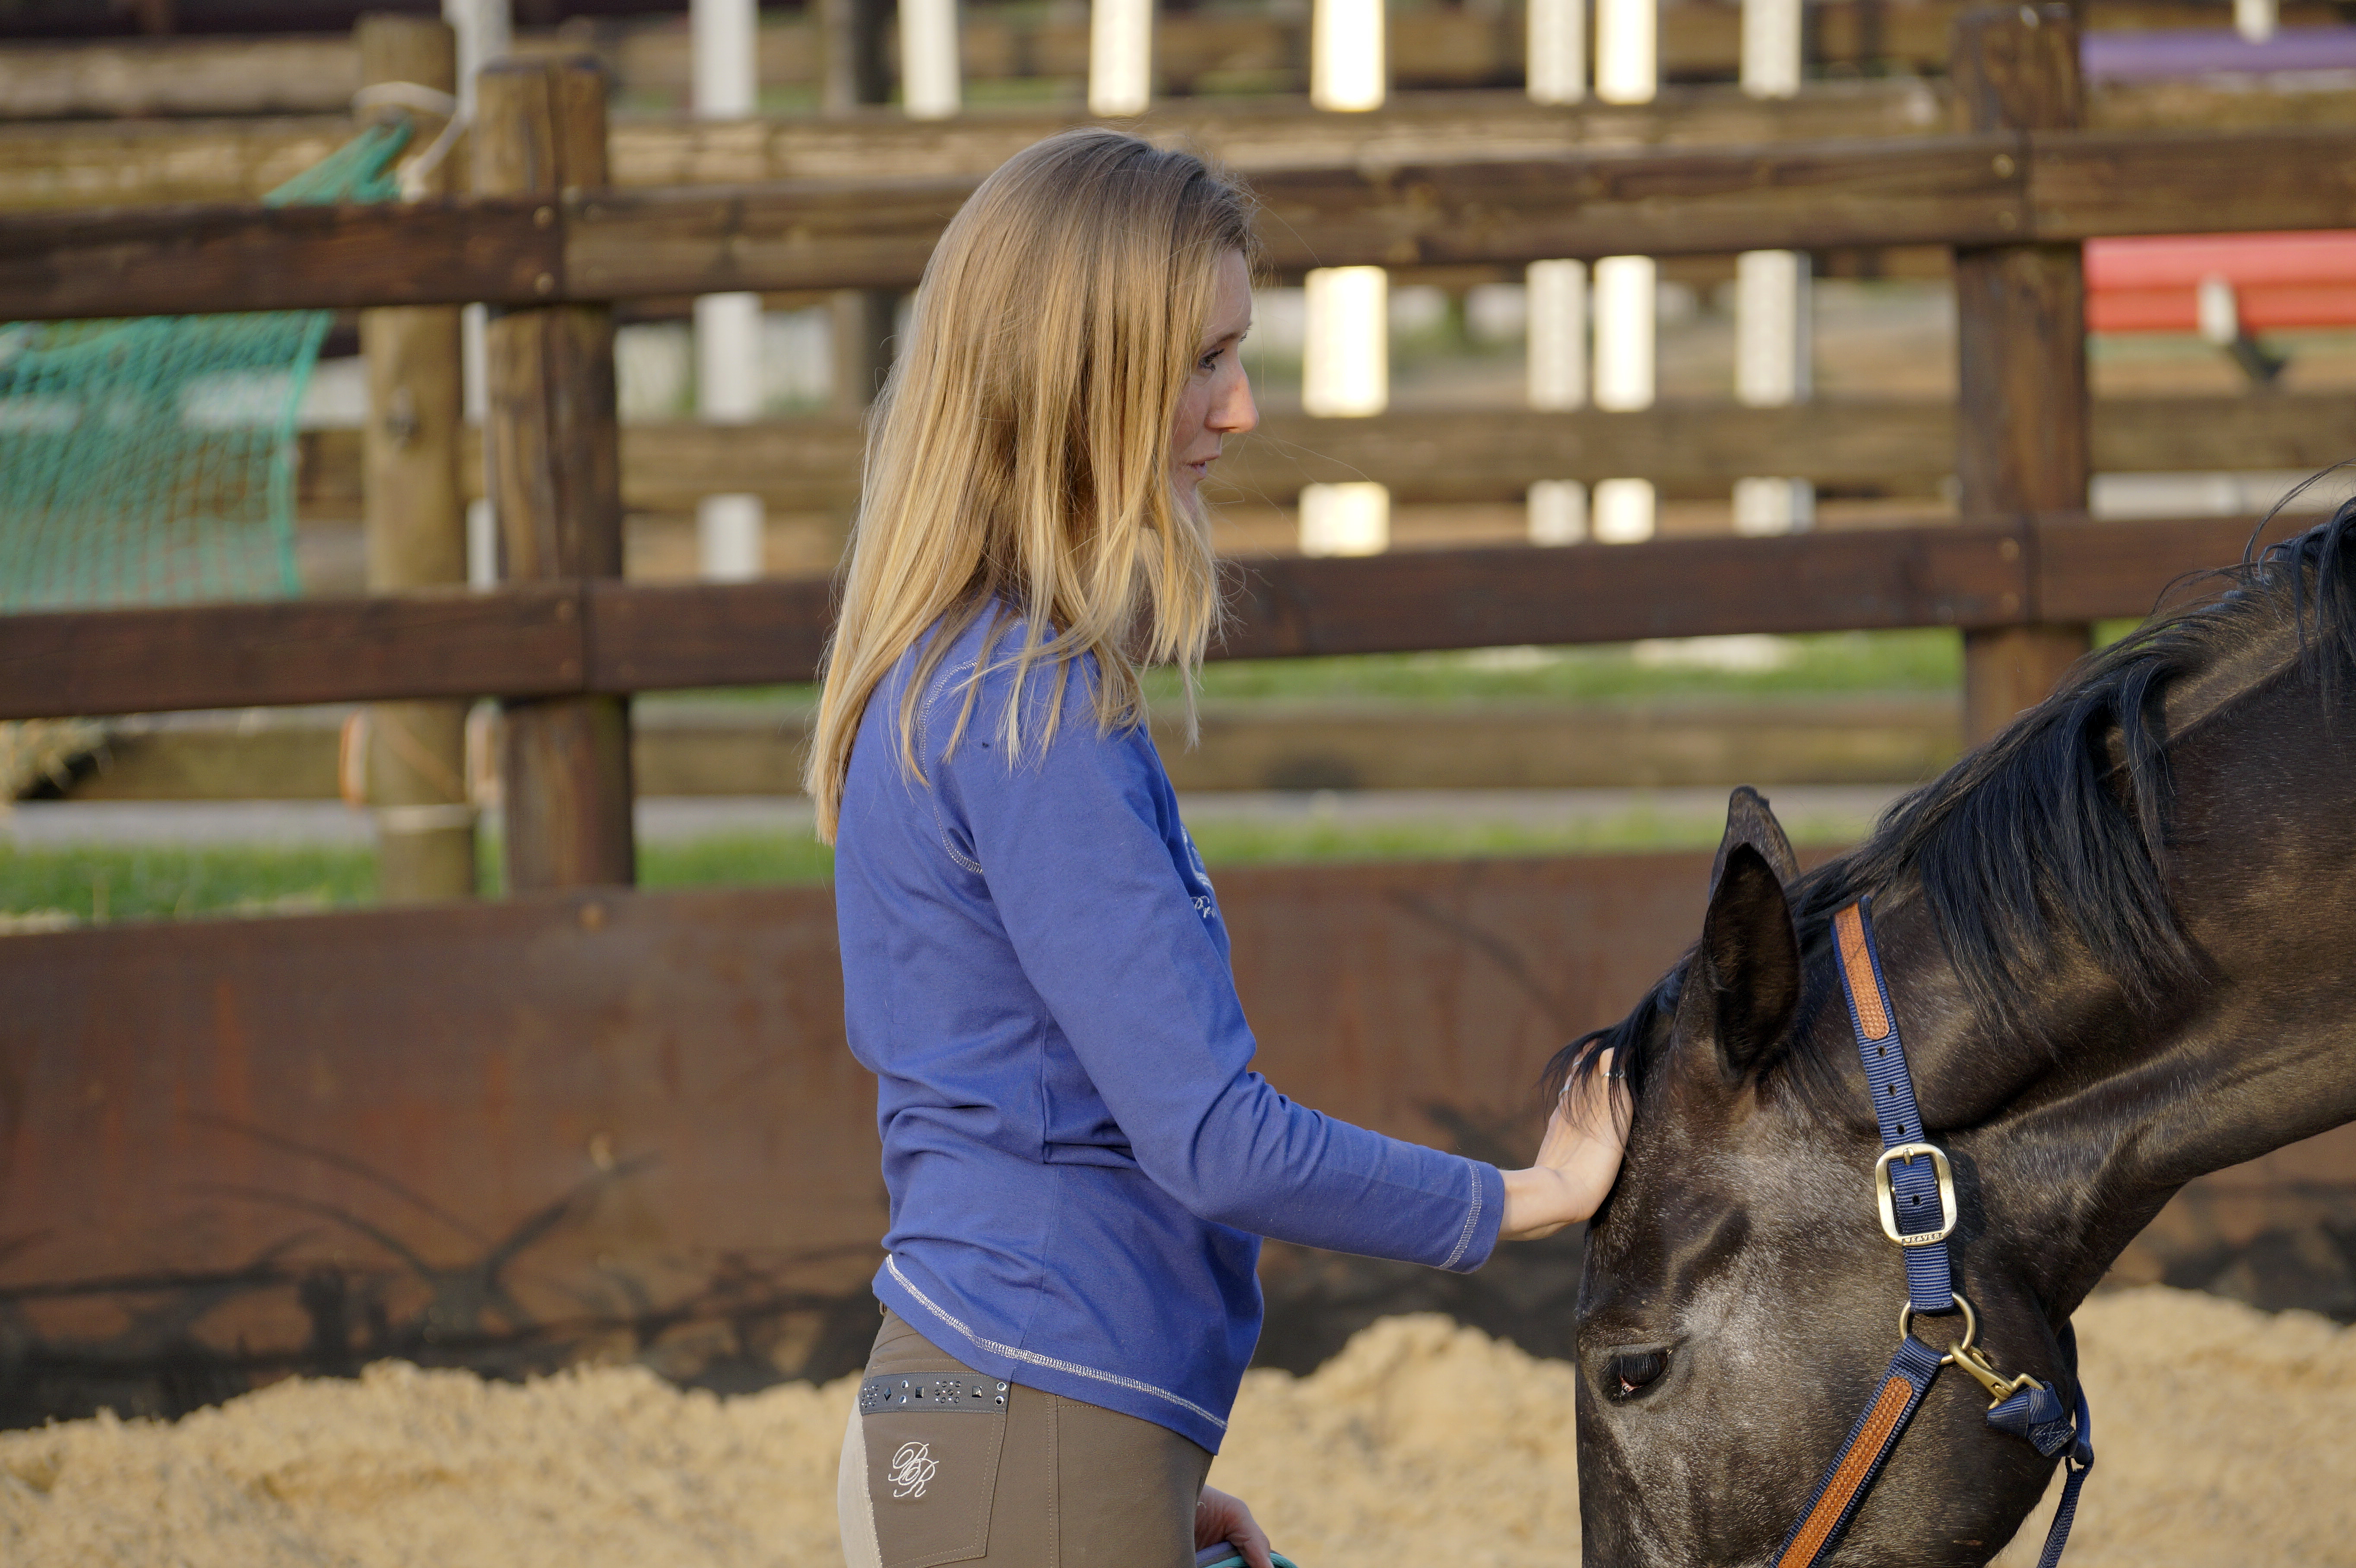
[1609,1350,1670,1399]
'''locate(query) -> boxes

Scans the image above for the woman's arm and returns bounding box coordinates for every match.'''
[939,677,1508,1271]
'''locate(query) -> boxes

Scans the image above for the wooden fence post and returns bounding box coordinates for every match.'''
[475,57,636,891]
[819,0,890,111]
[1952,3,2093,745]
[357,14,476,904]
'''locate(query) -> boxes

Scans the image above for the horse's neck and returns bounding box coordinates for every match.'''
[2019,654,2356,1307]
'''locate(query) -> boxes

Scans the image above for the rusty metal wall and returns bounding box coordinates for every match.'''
[2,852,2350,1427]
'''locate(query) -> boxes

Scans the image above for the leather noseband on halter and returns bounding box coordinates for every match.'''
[1773,898,2095,1568]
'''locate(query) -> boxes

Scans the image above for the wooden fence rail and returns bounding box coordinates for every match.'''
[16,76,2356,215]
[5,1,2335,120]
[6,126,2356,322]
[0,514,2263,725]
[265,394,2356,516]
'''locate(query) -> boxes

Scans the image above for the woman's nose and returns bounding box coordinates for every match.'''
[1213,369,1258,436]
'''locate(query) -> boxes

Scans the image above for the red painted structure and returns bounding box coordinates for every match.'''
[2086,231,2356,334]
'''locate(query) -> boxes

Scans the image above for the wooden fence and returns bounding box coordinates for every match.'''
[3,6,2353,1422]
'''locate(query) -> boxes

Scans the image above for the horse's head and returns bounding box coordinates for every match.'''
[1569,788,2071,1568]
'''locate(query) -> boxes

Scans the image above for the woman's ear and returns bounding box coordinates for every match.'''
[1686,842,1803,1084]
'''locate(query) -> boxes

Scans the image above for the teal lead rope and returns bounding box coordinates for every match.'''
[1196,1555,1301,1568]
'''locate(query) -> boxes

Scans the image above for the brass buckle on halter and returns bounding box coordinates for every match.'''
[1873,1141,1956,1246]
[1899,1293,2048,1409]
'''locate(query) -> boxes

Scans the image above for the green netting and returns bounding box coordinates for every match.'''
[0,122,412,612]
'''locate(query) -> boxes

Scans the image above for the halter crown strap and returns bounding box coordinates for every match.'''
[1832,899,1954,1315]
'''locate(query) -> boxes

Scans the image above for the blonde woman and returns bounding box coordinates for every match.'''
[812,130,1628,1568]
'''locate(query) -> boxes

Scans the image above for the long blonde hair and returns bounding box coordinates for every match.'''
[804,129,1259,841]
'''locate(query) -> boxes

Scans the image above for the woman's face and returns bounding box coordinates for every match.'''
[1170,249,1258,504]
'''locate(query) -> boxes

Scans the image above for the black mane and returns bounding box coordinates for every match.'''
[1554,499,2356,1103]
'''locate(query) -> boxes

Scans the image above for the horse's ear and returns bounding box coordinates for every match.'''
[1685,841,1803,1083]
[1709,785,1801,895]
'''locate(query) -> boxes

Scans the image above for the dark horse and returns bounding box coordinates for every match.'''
[1558,502,2356,1565]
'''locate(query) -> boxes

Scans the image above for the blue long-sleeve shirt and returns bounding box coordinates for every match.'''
[833,609,1506,1452]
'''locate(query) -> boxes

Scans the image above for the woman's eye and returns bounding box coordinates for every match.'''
[1608,1350,1669,1400]
[1198,350,1221,372]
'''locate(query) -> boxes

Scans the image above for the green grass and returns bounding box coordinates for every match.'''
[1182,805,1877,867]
[670,623,2169,714]
[656,629,1970,714]
[0,842,376,926]
[640,833,836,888]
[0,799,1893,927]
[1156,629,1965,706]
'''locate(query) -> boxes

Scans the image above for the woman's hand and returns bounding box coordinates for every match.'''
[1196,1483,1274,1568]
[1499,1049,1631,1241]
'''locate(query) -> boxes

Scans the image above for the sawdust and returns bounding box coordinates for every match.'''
[0,1287,2347,1566]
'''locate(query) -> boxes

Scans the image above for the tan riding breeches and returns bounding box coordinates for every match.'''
[837,1309,1214,1568]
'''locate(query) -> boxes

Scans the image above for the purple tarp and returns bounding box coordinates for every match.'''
[2082,27,2356,79]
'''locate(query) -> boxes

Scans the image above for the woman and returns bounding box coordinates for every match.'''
[809,129,1628,1568]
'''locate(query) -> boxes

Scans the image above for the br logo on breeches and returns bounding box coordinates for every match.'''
[889,1440,939,1500]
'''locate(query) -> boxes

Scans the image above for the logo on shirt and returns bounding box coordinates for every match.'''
[1181,826,1219,923]
[889,1440,939,1500]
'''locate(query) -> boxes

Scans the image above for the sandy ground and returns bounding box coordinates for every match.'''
[1,1286,2348,1567]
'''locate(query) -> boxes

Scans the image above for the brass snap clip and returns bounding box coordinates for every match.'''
[1899,1292,2048,1409]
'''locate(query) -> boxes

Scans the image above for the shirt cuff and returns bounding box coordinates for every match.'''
[1439,1158,1508,1273]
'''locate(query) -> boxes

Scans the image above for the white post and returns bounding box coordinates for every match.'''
[1302,266,1387,419]
[694,294,766,580]
[1526,13,1592,545]
[1089,0,1155,117]
[694,0,759,118]
[447,0,510,586]
[1299,484,1391,556]
[901,0,963,119]
[463,299,496,585]
[443,0,510,116]
[1590,0,1656,542]
[1527,0,1586,106]
[1527,260,1587,413]
[1591,254,1656,543]
[692,0,766,582]
[1590,264,1653,413]
[1594,0,1655,106]
[1526,258,1588,545]
[1300,265,1389,555]
[1732,251,1813,534]
[1733,0,1812,537]
[1740,0,1802,98]
[1302,3,1387,556]
[1311,0,1386,112]
[2235,0,2277,43]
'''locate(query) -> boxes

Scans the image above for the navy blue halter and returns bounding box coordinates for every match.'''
[1773,898,2095,1568]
